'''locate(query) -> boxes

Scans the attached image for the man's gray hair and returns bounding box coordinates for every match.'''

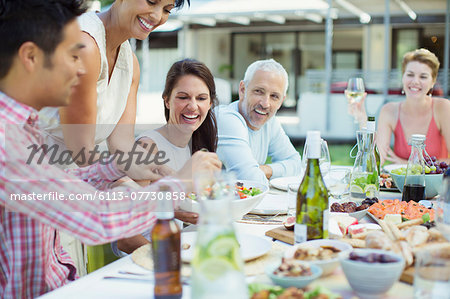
[242,59,289,95]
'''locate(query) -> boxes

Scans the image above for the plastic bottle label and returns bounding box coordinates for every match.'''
[294,223,307,243]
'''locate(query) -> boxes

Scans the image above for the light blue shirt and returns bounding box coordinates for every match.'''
[216,101,302,184]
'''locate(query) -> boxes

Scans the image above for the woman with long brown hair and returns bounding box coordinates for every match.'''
[113,58,218,255]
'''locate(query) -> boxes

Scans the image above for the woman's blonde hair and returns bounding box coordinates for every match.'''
[402,48,440,80]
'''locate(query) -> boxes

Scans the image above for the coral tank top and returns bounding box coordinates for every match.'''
[393,99,448,160]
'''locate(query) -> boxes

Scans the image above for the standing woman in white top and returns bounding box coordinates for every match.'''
[38,0,190,275]
[115,59,218,254]
[39,0,189,180]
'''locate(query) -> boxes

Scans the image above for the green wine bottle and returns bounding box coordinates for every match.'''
[367,116,381,175]
[295,131,329,243]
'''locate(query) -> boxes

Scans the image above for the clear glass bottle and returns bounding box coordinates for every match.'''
[151,186,182,299]
[402,134,426,202]
[295,131,329,243]
[366,116,381,176]
[350,129,379,199]
[190,173,247,299]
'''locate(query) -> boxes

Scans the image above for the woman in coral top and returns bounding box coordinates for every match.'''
[377,49,449,164]
[351,49,450,165]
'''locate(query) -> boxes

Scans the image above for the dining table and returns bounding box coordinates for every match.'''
[39,175,416,299]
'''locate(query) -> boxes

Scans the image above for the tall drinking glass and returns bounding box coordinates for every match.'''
[190,172,247,299]
[414,248,450,299]
[436,174,450,241]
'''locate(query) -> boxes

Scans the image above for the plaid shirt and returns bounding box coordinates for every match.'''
[0,92,185,298]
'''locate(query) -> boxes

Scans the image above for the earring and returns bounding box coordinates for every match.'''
[401,89,405,95]
[428,87,434,96]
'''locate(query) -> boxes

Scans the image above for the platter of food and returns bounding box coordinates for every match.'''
[330,197,379,220]
[336,197,450,284]
[379,173,399,192]
[367,199,435,223]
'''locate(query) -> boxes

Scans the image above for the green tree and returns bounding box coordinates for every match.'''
[100,0,114,7]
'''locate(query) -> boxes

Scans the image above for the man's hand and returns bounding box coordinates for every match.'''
[176,151,222,193]
[175,209,199,224]
[116,159,174,181]
[259,164,273,179]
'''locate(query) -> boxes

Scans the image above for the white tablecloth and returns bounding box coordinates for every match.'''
[40,189,413,298]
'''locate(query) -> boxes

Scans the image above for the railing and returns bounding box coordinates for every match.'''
[303,69,449,96]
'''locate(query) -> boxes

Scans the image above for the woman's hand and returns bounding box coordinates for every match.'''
[347,92,368,128]
[176,151,222,193]
[384,147,408,164]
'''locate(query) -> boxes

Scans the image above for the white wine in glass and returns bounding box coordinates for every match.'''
[345,77,365,104]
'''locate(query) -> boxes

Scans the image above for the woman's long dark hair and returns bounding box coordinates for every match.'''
[162,59,218,153]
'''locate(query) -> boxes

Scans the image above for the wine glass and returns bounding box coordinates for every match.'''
[302,138,331,177]
[345,77,365,124]
[325,168,351,199]
[345,77,365,104]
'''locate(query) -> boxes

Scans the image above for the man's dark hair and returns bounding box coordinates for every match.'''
[0,0,87,78]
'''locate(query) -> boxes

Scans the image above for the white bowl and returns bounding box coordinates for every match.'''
[284,239,353,276]
[390,172,443,199]
[265,262,322,288]
[179,180,269,220]
[340,249,405,299]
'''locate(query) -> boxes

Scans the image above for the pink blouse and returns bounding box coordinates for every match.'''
[393,100,448,160]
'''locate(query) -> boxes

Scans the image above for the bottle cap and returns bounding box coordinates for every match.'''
[156,186,175,219]
[306,131,321,143]
[411,134,426,142]
[306,131,321,159]
[366,116,376,132]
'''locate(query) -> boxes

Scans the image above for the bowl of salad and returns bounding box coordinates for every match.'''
[179,180,269,220]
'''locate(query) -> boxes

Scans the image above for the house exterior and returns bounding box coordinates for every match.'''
[124,0,449,139]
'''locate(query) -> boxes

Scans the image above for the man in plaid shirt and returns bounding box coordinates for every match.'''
[0,0,221,297]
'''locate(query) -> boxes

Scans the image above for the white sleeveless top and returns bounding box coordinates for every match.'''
[136,129,191,171]
[39,11,133,150]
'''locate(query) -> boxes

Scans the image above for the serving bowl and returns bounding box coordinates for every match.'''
[340,249,405,299]
[390,172,443,199]
[265,262,322,288]
[284,239,352,276]
[178,180,269,220]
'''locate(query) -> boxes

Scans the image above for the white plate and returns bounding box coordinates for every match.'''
[270,176,301,191]
[249,192,287,215]
[383,164,407,173]
[180,232,272,262]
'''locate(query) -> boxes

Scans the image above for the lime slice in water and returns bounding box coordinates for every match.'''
[207,236,239,257]
[197,257,235,280]
[350,185,364,194]
[364,184,378,197]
